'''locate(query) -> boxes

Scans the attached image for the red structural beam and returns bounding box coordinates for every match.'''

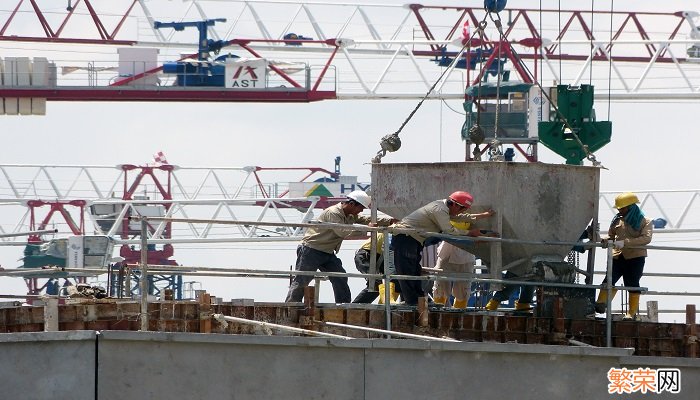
[408,4,691,63]
[1,0,138,42]
[0,87,337,102]
[1,1,690,65]
[0,36,339,103]
[26,200,86,242]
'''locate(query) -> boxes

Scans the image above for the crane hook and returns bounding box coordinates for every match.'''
[371,133,402,164]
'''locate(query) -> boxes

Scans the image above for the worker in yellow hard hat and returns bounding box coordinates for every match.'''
[594,192,653,320]
[351,232,400,304]
[433,217,493,309]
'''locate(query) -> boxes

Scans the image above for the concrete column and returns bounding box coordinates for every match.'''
[43,298,59,332]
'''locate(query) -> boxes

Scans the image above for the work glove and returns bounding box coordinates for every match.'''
[613,240,625,249]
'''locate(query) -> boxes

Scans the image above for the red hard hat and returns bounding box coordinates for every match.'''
[448,191,473,208]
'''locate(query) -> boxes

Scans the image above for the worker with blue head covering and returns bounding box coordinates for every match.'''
[594,192,653,320]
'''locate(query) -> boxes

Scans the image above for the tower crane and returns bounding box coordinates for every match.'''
[0,1,698,103]
[1,0,700,299]
[0,159,363,298]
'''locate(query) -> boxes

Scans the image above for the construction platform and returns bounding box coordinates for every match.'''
[1,294,697,359]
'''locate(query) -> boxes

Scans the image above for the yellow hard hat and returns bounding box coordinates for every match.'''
[614,192,639,209]
[450,220,471,230]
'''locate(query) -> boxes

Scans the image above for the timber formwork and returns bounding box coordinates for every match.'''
[0,295,697,359]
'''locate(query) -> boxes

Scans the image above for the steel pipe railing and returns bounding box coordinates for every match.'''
[4,216,700,347]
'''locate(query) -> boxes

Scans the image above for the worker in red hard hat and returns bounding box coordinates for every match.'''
[391,191,496,306]
[285,190,394,303]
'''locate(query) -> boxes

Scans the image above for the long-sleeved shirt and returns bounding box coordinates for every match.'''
[393,199,472,244]
[359,232,385,254]
[302,203,392,254]
[609,216,653,259]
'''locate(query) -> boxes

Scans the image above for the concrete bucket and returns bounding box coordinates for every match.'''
[371,162,600,275]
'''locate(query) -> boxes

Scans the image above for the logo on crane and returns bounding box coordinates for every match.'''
[226,59,268,89]
[232,66,259,80]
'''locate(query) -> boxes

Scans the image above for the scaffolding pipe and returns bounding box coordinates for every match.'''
[383,231,392,335]
[606,246,613,348]
[0,229,58,239]
[133,217,700,253]
[213,314,352,339]
[319,320,459,342]
[139,218,149,331]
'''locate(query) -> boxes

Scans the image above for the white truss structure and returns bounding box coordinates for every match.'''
[599,190,700,232]
[3,0,700,100]
[0,164,328,243]
[129,0,700,100]
[0,165,698,247]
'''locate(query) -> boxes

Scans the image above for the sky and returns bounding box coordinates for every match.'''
[1,0,699,322]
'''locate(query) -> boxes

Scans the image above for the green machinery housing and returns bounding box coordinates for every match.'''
[463,83,612,164]
[538,85,612,165]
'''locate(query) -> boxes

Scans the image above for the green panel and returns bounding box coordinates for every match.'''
[20,243,67,269]
[464,111,529,139]
[465,81,533,98]
[538,85,612,164]
[539,121,612,165]
[21,255,67,269]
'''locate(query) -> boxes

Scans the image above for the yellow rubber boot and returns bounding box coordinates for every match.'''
[623,292,640,321]
[379,282,399,304]
[514,301,532,311]
[453,298,468,309]
[390,285,400,302]
[485,298,500,311]
[433,296,447,306]
[594,288,618,313]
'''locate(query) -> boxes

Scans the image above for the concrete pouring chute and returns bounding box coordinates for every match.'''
[371,161,599,276]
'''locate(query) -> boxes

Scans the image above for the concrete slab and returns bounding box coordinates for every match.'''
[0,331,96,400]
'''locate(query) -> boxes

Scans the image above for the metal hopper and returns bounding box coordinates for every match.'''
[371,162,600,276]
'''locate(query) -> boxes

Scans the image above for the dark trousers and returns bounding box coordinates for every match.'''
[352,248,383,303]
[601,255,645,293]
[492,270,536,304]
[391,234,424,305]
[285,245,351,303]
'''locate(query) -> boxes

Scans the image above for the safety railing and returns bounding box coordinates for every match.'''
[2,216,699,347]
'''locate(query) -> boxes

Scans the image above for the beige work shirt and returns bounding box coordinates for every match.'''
[393,200,472,244]
[302,203,391,254]
[610,216,653,259]
[359,232,385,254]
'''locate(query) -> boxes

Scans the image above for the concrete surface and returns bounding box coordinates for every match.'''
[372,161,599,275]
[2,330,699,399]
[0,331,96,400]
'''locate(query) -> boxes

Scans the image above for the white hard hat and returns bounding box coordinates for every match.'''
[346,190,371,208]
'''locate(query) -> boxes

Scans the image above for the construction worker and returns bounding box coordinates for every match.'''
[484,271,535,312]
[391,191,496,306]
[433,217,494,309]
[594,192,653,320]
[284,190,394,303]
[351,232,399,303]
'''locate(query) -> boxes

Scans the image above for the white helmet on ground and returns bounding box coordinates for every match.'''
[346,190,371,208]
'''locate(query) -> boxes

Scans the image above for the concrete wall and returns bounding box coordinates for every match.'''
[1,331,699,399]
[0,331,96,400]
[372,162,600,274]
